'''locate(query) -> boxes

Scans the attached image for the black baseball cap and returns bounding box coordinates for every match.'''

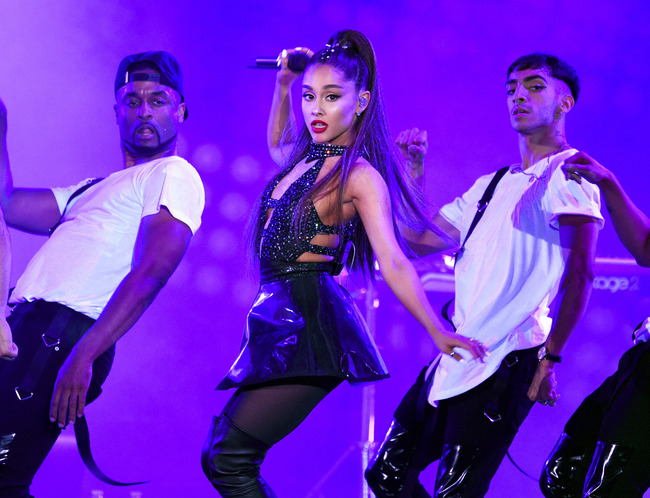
[114,51,188,119]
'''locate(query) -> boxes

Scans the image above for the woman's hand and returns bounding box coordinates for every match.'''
[276,47,314,88]
[433,329,488,362]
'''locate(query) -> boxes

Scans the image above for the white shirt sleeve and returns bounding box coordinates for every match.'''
[545,152,604,229]
[51,178,96,214]
[439,173,495,232]
[140,157,205,234]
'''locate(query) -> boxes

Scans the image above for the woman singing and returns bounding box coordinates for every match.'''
[202,29,486,496]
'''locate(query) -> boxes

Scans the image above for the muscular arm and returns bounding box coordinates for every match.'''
[49,206,193,427]
[563,151,650,266]
[0,98,61,234]
[349,162,485,360]
[527,214,599,403]
[0,206,17,360]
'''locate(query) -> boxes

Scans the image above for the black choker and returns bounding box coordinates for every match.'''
[306,142,347,163]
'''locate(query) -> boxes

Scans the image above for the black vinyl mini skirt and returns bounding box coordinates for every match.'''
[217,261,389,390]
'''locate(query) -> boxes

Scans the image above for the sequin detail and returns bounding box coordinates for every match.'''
[258,144,358,263]
[318,41,352,63]
[305,142,347,162]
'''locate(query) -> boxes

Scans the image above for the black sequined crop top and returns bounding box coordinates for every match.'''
[258,143,359,263]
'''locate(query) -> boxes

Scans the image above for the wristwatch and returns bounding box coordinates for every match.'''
[538,345,562,363]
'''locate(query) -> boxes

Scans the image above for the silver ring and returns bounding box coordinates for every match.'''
[450,351,458,358]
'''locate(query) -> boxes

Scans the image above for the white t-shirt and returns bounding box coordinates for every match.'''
[428,149,603,402]
[11,156,204,319]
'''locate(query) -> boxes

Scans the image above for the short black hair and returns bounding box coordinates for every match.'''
[507,53,580,103]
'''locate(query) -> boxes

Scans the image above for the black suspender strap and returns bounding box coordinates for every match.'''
[49,178,103,235]
[441,166,510,329]
[13,306,74,401]
[455,166,510,261]
[12,301,147,486]
[441,299,457,331]
[75,417,149,486]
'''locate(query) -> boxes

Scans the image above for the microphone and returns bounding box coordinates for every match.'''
[248,51,310,73]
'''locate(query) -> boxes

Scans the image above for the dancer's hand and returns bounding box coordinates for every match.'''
[0,316,17,360]
[396,128,427,182]
[527,361,559,406]
[276,47,313,87]
[435,330,488,362]
[562,151,610,185]
[50,349,93,427]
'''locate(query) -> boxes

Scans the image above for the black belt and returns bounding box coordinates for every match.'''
[260,260,337,283]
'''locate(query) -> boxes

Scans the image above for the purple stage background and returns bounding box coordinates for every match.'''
[1,1,649,496]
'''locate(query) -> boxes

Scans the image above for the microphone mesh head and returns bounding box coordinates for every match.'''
[288,52,310,73]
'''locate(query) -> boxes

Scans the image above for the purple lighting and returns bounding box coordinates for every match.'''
[1,1,649,496]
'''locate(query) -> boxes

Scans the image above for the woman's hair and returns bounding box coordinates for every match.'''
[249,29,438,277]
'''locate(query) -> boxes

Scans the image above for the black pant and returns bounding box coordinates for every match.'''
[0,301,114,498]
[398,347,538,496]
[561,341,650,495]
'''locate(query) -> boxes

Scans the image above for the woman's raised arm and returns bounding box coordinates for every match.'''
[267,47,313,166]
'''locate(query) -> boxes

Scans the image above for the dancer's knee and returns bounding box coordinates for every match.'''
[202,415,275,497]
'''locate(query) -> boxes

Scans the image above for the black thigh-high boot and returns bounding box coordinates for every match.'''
[583,441,636,497]
[201,416,221,480]
[202,414,277,497]
[364,419,431,498]
[433,444,479,498]
[539,433,595,498]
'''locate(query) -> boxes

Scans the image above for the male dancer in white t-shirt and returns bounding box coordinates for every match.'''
[366,53,603,497]
[0,52,204,497]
